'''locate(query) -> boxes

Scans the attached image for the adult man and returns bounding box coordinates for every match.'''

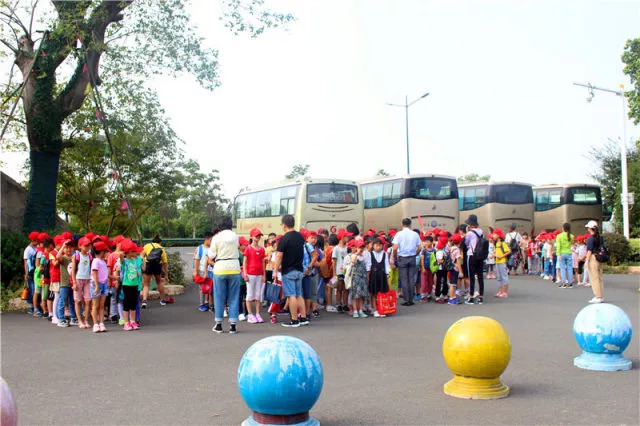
[505,224,523,275]
[141,235,171,308]
[392,218,421,306]
[23,231,40,314]
[464,214,485,304]
[273,214,308,327]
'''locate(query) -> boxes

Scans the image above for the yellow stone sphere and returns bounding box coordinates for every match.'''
[442,316,511,379]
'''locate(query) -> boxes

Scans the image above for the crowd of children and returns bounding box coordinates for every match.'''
[23,231,153,332]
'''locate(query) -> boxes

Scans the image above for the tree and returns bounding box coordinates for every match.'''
[588,139,640,237]
[0,0,292,231]
[285,164,310,180]
[376,169,390,177]
[622,38,640,124]
[458,173,491,183]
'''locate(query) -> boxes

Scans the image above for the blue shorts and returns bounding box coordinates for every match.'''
[90,281,109,298]
[282,270,304,298]
[449,271,459,285]
[302,274,313,300]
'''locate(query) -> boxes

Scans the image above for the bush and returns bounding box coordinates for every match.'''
[602,233,631,266]
[166,251,186,286]
[629,238,640,262]
[0,231,29,290]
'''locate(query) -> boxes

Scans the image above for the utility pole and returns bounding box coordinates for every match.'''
[387,91,430,175]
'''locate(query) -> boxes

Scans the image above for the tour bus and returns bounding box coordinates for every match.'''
[458,181,534,234]
[233,178,364,236]
[360,175,459,232]
[533,184,603,235]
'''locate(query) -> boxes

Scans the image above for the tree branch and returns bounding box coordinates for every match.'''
[0,38,18,54]
[28,0,39,37]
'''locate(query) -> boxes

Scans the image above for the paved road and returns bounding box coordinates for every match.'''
[2,249,638,425]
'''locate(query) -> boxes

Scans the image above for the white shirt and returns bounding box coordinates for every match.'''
[208,230,240,274]
[332,245,348,276]
[505,232,522,245]
[392,228,421,257]
[370,250,390,274]
[24,244,36,261]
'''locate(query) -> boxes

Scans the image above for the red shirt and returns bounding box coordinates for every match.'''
[49,249,61,283]
[243,245,266,276]
[107,252,121,287]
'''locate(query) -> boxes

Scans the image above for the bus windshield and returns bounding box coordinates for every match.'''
[407,178,457,200]
[306,183,358,204]
[459,185,489,210]
[492,184,533,204]
[567,187,600,205]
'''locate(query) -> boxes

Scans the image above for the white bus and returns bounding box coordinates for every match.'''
[360,175,459,232]
[458,181,534,234]
[533,184,603,235]
[233,178,364,236]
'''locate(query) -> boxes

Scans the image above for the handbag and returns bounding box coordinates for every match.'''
[377,290,397,315]
[20,287,29,300]
[594,239,610,263]
[263,281,282,304]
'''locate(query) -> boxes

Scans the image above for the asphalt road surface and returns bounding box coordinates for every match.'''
[2,248,638,425]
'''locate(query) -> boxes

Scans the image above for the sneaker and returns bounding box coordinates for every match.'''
[110,315,119,324]
[131,321,139,330]
[270,315,277,324]
[299,317,310,325]
[352,312,359,318]
[118,318,125,325]
[495,292,503,298]
[57,319,69,327]
[84,321,90,329]
[342,304,350,312]
[326,305,338,312]
[336,305,343,313]
[247,314,257,324]
[99,323,106,332]
[567,283,573,288]
[282,319,300,328]
[229,324,237,334]
[585,282,591,287]
[373,311,386,318]
[141,301,147,309]
[212,322,223,333]
[256,314,264,323]
[70,319,79,326]
[165,296,175,304]
[312,310,320,318]
[34,311,43,318]
[475,297,483,305]
[239,313,247,321]
[160,300,167,306]
[93,323,100,333]
[448,297,458,305]
[199,304,208,312]
[588,297,604,304]
[123,322,133,331]
[51,317,59,325]
[501,293,509,298]
[435,298,443,304]
[358,311,368,318]
[224,309,229,318]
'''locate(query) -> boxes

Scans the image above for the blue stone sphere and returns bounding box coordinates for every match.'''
[238,336,324,416]
[573,303,632,355]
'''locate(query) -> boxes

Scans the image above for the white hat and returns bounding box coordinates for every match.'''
[585,220,599,229]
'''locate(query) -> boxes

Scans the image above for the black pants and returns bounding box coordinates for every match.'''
[123,286,138,311]
[239,284,248,315]
[468,255,485,297]
[435,270,448,297]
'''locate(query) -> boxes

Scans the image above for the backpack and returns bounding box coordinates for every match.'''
[594,238,610,263]
[508,233,520,256]
[147,243,164,264]
[429,252,439,274]
[74,252,94,264]
[318,246,333,279]
[41,256,50,280]
[443,250,455,272]
[471,230,489,262]
[27,249,37,278]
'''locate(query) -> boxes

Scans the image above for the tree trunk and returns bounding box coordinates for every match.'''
[23,150,61,232]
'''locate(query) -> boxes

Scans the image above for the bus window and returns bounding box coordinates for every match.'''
[407,178,457,200]
[492,184,533,204]
[460,185,489,210]
[568,187,600,204]
[306,183,358,204]
[280,185,298,215]
[535,189,563,211]
[363,180,402,208]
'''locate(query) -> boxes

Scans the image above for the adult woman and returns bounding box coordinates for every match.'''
[556,223,574,288]
[208,216,242,334]
[584,220,604,303]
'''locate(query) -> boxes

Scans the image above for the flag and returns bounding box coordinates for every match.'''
[417,215,424,228]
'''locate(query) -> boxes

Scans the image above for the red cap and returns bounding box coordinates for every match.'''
[238,237,250,246]
[368,228,377,235]
[299,228,309,239]
[308,231,318,238]
[62,238,74,246]
[78,237,91,247]
[53,235,64,246]
[378,231,385,236]
[99,235,113,246]
[38,232,49,243]
[112,235,125,245]
[61,231,73,240]
[494,229,505,239]
[84,232,96,241]
[337,229,353,240]
[93,241,112,252]
[275,234,283,243]
[436,240,446,250]
[451,234,462,244]
[378,237,388,246]
[355,239,366,249]
[249,227,263,238]
[388,230,397,237]
[439,231,448,238]
[28,231,40,241]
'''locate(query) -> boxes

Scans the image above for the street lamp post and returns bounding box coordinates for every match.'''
[574,82,630,240]
[387,91,430,175]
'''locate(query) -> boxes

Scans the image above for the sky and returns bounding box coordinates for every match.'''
[3,0,640,200]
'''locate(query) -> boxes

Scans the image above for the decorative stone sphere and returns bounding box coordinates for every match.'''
[442,316,511,399]
[1,377,18,426]
[573,303,633,371]
[238,336,324,417]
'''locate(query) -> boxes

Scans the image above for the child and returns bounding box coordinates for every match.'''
[348,239,369,318]
[32,233,47,317]
[543,236,553,280]
[194,232,214,312]
[49,236,63,324]
[323,234,338,312]
[493,229,511,298]
[120,240,143,331]
[107,235,125,323]
[237,237,250,321]
[90,241,111,332]
[387,230,399,293]
[40,237,54,319]
[267,236,284,324]
[302,230,320,322]
[447,234,463,305]
[55,239,78,327]
[419,236,435,301]
[576,236,587,285]
[571,241,579,284]
[486,234,496,279]
[332,229,351,313]
[72,237,93,329]
[244,228,266,324]
[434,237,448,304]
[368,238,390,317]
